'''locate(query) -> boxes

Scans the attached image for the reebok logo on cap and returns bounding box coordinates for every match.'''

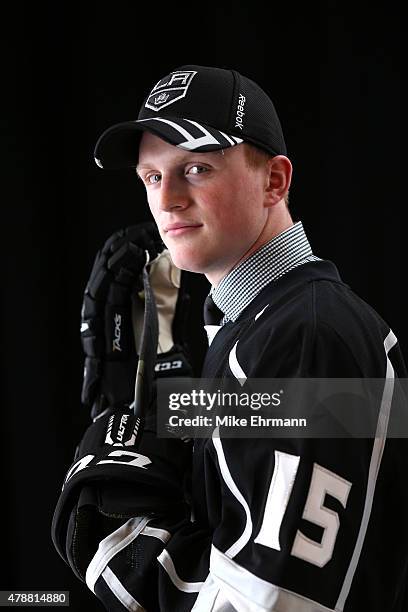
[235,94,246,130]
[145,71,197,111]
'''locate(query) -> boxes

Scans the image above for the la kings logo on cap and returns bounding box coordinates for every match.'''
[145,70,197,111]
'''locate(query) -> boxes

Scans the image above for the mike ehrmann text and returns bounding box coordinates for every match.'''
[168,415,307,427]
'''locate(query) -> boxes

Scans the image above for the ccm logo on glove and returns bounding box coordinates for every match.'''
[62,412,150,488]
[63,450,152,487]
[155,359,184,372]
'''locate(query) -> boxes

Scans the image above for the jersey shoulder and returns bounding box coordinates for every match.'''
[218,261,406,378]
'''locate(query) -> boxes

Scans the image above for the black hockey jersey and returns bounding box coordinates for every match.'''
[55,260,408,611]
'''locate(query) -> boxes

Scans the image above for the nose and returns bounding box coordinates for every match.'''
[158,175,191,212]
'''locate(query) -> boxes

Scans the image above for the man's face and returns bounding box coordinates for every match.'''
[137,132,270,284]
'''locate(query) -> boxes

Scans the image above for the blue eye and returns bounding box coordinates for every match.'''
[188,165,208,175]
[147,173,161,184]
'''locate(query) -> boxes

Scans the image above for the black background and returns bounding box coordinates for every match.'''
[2,2,407,610]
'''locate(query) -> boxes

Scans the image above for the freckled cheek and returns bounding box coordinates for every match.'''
[199,190,237,227]
[209,202,252,237]
[145,196,161,225]
[145,193,156,215]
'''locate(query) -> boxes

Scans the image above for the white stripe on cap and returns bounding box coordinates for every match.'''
[184,120,243,148]
[217,130,237,146]
[181,120,222,149]
[138,117,243,150]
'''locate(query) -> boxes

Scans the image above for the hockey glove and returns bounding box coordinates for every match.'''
[52,223,194,584]
[80,222,192,419]
[51,406,191,583]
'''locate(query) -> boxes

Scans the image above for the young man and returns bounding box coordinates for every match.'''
[54,66,408,610]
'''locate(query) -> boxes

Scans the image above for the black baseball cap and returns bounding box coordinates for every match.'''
[94,64,287,169]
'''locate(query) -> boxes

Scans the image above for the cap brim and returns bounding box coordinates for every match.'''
[94,117,243,169]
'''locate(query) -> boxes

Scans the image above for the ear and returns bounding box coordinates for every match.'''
[264,155,292,207]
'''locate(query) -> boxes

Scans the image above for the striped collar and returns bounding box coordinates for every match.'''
[210,221,320,324]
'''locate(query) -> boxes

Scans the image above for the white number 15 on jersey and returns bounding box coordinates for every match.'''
[254,451,352,567]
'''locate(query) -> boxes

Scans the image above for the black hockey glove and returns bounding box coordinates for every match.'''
[52,223,194,586]
[80,222,192,419]
[52,407,191,582]
[52,224,191,580]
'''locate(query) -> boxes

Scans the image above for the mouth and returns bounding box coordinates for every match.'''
[164,223,203,236]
